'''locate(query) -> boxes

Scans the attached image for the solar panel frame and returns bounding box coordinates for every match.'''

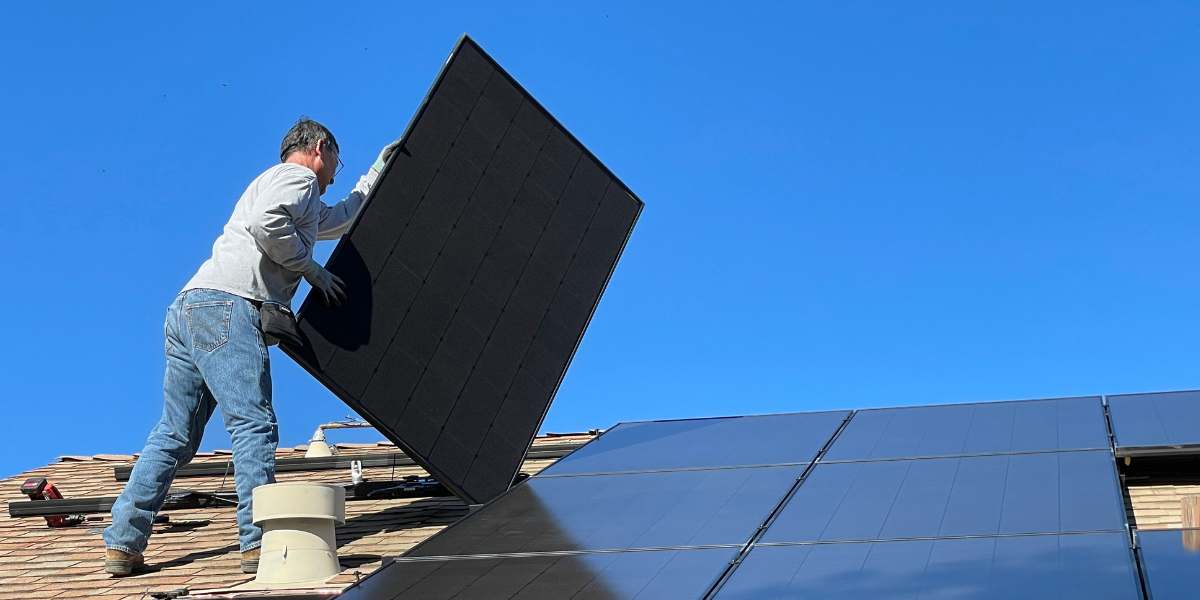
[282,34,644,505]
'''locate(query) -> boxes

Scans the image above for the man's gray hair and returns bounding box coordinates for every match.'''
[279,116,339,162]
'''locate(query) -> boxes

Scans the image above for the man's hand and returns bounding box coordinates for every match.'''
[303,260,347,307]
[372,139,402,173]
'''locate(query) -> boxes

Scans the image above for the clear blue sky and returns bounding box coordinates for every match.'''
[3,2,1199,479]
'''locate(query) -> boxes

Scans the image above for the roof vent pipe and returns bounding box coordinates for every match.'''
[250,482,346,587]
[304,428,333,458]
[304,418,373,458]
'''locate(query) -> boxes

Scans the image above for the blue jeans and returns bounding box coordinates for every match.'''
[104,289,278,554]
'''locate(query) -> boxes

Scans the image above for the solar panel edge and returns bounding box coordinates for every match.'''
[598,409,854,429]
[848,394,1105,414]
[457,36,647,212]
[1106,388,1200,401]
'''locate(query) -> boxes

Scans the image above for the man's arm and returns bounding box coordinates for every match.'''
[314,170,378,241]
[247,168,320,272]
[315,140,402,240]
[247,167,347,307]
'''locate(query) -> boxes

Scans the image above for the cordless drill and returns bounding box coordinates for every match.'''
[20,477,85,527]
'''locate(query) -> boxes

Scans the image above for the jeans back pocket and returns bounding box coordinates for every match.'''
[186,301,233,352]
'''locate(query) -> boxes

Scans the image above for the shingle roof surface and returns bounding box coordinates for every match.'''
[0,433,594,599]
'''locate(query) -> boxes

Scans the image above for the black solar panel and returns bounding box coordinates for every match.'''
[713,533,1141,599]
[337,547,739,600]
[1137,529,1200,600]
[283,35,643,505]
[823,396,1109,462]
[762,450,1125,543]
[1107,390,1200,454]
[409,465,803,556]
[539,411,850,476]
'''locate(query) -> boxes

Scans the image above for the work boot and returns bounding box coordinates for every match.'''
[104,548,144,576]
[241,547,260,574]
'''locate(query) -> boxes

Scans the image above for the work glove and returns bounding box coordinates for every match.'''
[303,260,347,307]
[372,139,402,173]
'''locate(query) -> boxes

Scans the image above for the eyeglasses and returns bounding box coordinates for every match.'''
[324,144,344,179]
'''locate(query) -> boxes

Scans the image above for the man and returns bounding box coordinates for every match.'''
[102,118,399,576]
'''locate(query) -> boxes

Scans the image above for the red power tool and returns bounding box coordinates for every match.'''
[20,477,85,527]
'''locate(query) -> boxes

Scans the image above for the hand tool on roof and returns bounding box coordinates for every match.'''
[20,477,85,527]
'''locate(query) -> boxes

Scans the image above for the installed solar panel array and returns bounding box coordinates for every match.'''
[335,411,850,599]
[284,35,642,505]
[336,397,1154,599]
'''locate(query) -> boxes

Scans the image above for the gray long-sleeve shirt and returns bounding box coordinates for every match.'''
[183,162,378,305]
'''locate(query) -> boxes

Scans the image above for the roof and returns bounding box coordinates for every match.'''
[0,433,595,599]
[6,393,1200,599]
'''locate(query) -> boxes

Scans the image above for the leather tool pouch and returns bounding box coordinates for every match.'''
[259,302,302,347]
